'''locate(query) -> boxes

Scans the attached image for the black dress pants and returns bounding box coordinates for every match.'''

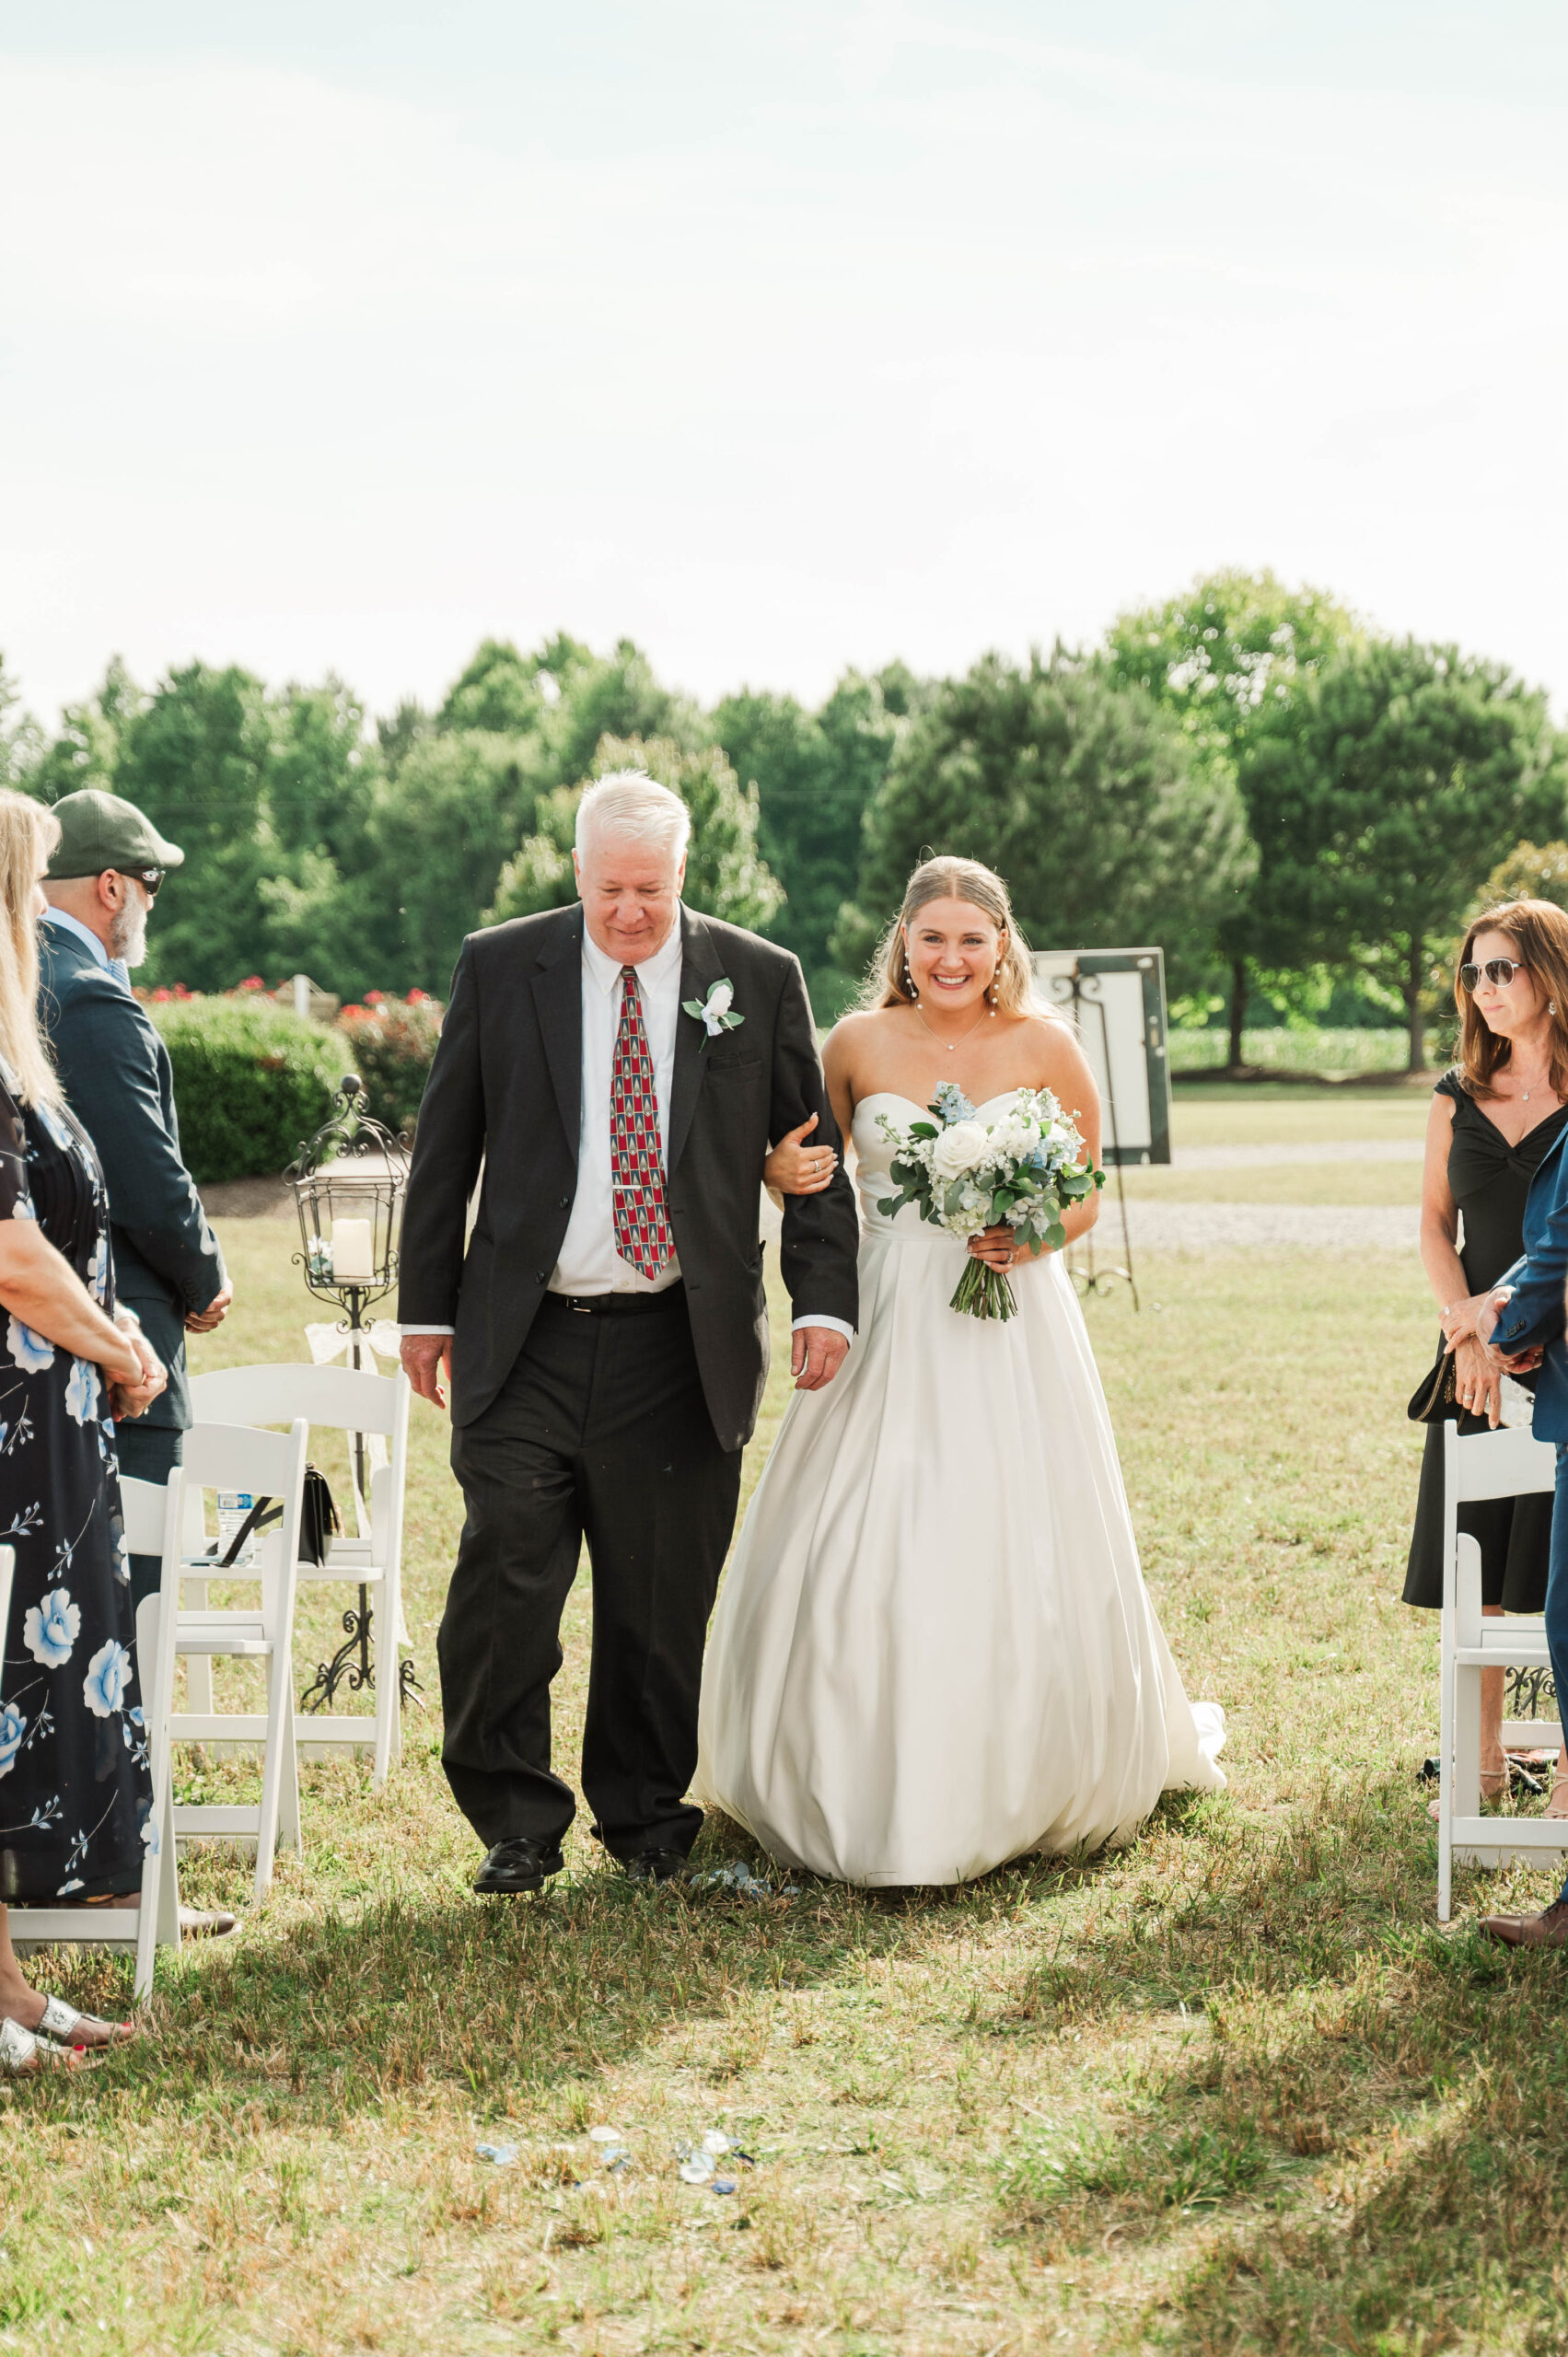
[439,1286,743,1859]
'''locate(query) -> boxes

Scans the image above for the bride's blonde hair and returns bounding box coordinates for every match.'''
[863,855,1038,1017]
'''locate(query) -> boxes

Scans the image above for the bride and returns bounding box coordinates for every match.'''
[693,854,1225,1886]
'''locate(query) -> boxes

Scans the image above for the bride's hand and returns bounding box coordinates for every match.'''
[969,1224,1034,1271]
[764,1113,839,1196]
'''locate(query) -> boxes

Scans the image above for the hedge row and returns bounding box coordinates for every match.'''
[147,1000,347,1185]
[145,991,444,1185]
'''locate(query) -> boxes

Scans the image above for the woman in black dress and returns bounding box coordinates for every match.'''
[1408,898,1568,1809]
[0,792,165,2073]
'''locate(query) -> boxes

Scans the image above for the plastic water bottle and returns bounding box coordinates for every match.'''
[215,1492,257,1564]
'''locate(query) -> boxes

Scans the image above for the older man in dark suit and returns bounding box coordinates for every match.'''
[400,770,860,1893]
[38,789,231,1609]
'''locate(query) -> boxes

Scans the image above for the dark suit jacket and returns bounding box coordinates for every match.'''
[398,903,860,1447]
[38,923,226,1432]
[1489,1123,1568,1443]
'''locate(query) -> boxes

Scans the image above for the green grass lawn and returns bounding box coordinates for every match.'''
[8,1104,1568,2355]
[1119,1162,1422,1206]
[1170,1090,1432,1150]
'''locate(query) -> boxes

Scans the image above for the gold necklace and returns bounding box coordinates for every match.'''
[912,998,992,1052]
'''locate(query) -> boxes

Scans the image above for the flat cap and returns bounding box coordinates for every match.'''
[45,789,184,879]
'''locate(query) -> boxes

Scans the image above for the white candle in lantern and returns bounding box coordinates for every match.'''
[331,1217,375,1281]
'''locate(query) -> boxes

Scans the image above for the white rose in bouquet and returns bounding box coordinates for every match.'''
[930,1120,989,1182]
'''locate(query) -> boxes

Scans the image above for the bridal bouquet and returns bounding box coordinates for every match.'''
[876,1082,1104,1321]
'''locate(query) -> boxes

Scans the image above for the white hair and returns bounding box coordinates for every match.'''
[575,770,691,863]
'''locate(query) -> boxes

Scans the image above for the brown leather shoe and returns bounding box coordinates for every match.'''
[1479,1898,1568,1947]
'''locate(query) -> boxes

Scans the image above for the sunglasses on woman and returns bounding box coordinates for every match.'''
[1459,958,1525,991]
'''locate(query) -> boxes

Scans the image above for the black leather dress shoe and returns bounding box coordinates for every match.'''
[621,1847,689,1887]
[473,1837,564,1894]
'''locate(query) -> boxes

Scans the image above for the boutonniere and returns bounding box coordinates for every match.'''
[683,977,745,1041]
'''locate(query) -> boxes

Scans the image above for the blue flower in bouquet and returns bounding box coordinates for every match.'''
[930,1082,976,1127]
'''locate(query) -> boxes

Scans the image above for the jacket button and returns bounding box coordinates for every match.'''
[559,1195,570,1208]
[535,1269,547,1283]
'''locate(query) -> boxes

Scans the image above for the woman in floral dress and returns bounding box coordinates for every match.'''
[0,791,165,2072]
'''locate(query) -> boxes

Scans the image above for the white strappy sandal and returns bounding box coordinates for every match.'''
[29,1995,134,2049]
[0,2016,81,2074]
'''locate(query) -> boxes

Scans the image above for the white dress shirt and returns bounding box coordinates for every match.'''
[403,907,851,1342]
[552,914,685,1295]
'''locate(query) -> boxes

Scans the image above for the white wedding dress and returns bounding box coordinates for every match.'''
[692,1092,1225,1886]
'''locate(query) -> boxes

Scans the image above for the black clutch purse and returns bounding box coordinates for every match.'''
[1408,1345,1458,1424]
[216,1466,342,1566]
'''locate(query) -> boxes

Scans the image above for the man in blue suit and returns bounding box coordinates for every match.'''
[38,790,232,1610]
[1461,1119,1568,1944]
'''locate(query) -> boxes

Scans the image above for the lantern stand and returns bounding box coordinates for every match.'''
[286,1073,421,1714]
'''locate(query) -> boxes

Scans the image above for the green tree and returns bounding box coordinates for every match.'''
[542,639,710,784]
[486,734,783,936]
[1476,840,1568,914]
[1105,569,1362,1063]
[110,663,278,991]
[29,656,142,803]
[0,656,42,790]
[838,648,1253,985]
[437,637,555,737]
[254,679,390,1001]
[370,729,541,993]
[715,666,925,1014]
[1245,640,1568,1071]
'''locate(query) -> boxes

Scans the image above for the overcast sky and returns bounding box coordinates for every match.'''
[3,2,1565,730]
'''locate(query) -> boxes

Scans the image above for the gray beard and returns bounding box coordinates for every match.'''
[107,897,148,970]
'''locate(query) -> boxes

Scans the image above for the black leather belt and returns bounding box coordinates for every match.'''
[542,1283,685,1318]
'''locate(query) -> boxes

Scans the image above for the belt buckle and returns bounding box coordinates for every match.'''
[569,1297,593,1315]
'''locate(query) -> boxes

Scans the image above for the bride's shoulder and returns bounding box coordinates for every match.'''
[824,1006,889,1061]
[1017,1009,1096,1085]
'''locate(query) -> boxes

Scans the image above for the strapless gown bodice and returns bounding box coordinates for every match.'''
[851,1092,1021,1244]
[692,1086,1225,1886]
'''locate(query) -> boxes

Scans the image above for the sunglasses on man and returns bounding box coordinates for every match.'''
[1459,958,1525,992]
[104,866,164,901]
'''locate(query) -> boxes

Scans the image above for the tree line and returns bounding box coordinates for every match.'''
[4,572,1563,1071]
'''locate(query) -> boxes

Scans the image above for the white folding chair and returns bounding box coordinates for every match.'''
[4,1473,184,1998]
[1438,1421,1565,1920]
[187,1363,412,1782]
[170,1419,308,1902]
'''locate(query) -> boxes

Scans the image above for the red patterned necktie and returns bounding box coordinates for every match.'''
[610,965,674,1282]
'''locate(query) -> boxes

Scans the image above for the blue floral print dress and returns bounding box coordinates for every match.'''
[0,1067,151,1899]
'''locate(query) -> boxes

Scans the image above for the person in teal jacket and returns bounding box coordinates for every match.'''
[37,790,231,1610]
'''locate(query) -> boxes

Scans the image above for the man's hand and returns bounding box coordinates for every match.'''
[186,1281,233,1335]
[401,1332,452,1411]
[791,1325,849,1392]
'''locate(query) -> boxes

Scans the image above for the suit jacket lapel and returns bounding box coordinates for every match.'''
[530,906,585,1154]
[668,906,726,1177]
